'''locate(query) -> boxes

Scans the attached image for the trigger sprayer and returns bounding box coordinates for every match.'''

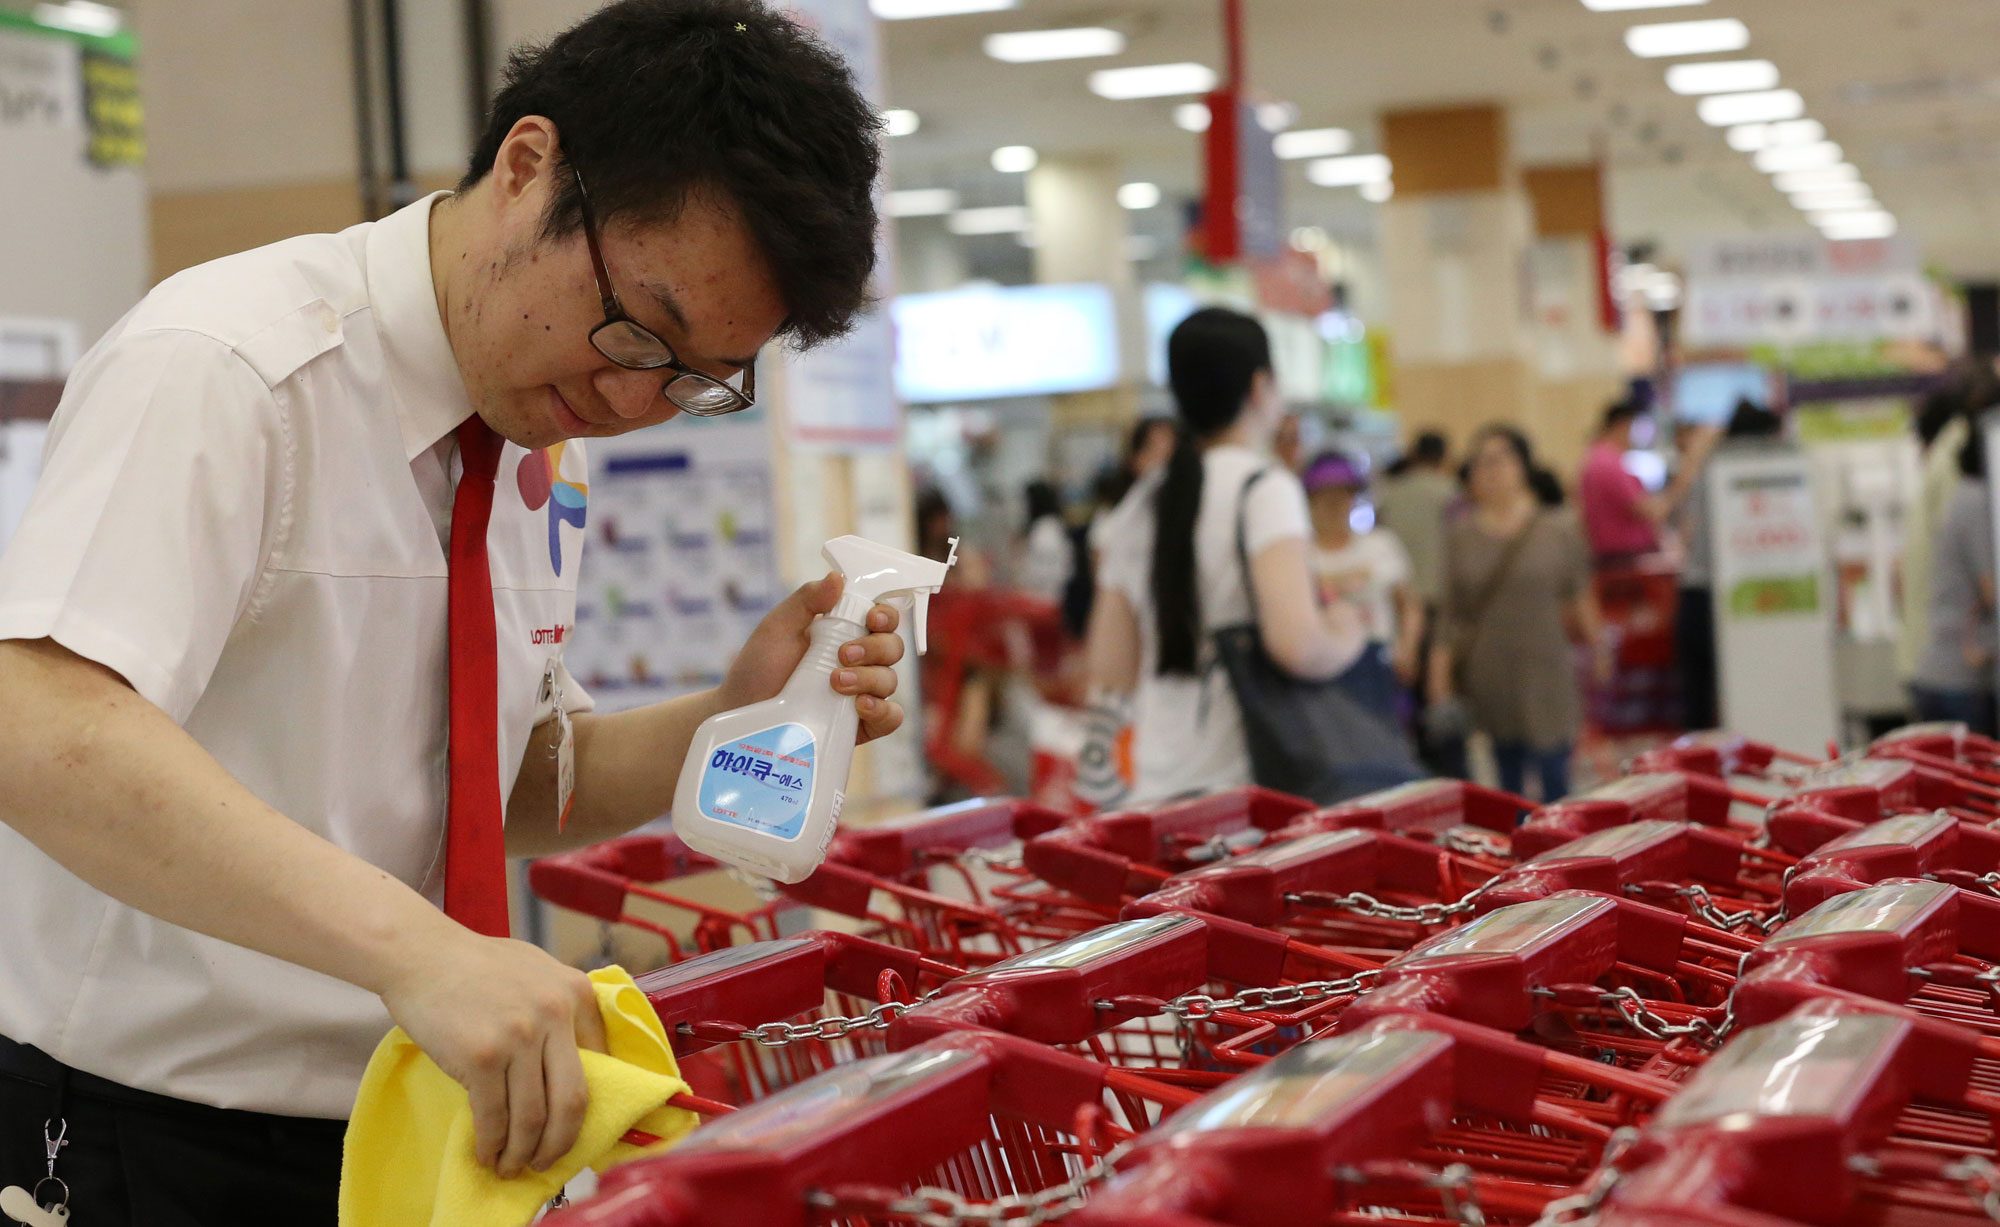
[671,535,957,883]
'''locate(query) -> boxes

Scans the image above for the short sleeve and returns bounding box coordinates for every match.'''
[1093,481,1154,607]
[1242,468,1310,556]
[0,328,286,724]
[1373,530,1413,589]
[1555,512,1591,599]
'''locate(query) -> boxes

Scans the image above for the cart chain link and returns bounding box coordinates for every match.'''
[1285,889,1480,926]
[1439,827,1512,859]
[1600,986,1733,1046]
[807,1141,1132,1227]
[1330,1160,1487,1227]
[1138,969,1385,1022]
[1974,872,2000,900]
[1175,828,1270,865]
[1628,882,1781,934]
[953,845,1026,872]
[742,991,943,1048]
[1945,1154,2000,1224]
[1530,1127,1641,1226]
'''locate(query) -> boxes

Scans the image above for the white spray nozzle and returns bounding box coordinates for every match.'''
[822,534,958,655]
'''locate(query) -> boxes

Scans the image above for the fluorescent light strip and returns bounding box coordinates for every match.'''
[32,0,121,36]
[1725,118,1824,152]
[1790,186,1876,211]
[1173,102,1212,132]
[1625,17,1748,57]
[1118,182,1162,209]
[1583,0,1708,9]
[1257,102,1299,134]
[1360,179,1395,202]
[871,0,1014,17]
[948,206,1033,235]
[1816,211,1897,239]
[887,188,960,217]
[1274,128,1354,159]
[1307,154,1392,187]
[1697,89,1804,126]
[990,145,1038,173]
[1753,140,1843,173]
[984,27,1125,63]
[1773,164,1860,192]
[1666,59,1778,95]
[1088,62,1218,100]
[883,109,921,137]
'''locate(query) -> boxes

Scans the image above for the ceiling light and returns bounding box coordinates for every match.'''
[1665,59,1778,95]
[1625,18,1750,58]
[1359,179,1396,203]
[1173,103,1212,132]
[1725,118,1823,152]
[887,188,960,217]
[1274,127,1354,159]
[1088,62,1219,100]
[1802,199,1882,219]
[983,27,1125,63]
[1789,186,1875,211]
[31,0,120,36]
[1773,164,1860,192]
[948,206,1034,235]
[1816,211,1897,240]
[1256,102,1299,133]
[990,145,1039,173]
[1307,154,1392,187]
[1696,89,1804,126]
[1117,181,1162,209]
[1582,0,1708,9]
[883,109,921,137]
[870,0,1015,18]
[1753,140,1843,173]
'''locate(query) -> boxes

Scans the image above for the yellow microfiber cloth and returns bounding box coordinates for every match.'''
[339,966,698,1227]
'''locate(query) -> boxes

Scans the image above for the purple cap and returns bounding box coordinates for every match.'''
[1301,450,1366,492]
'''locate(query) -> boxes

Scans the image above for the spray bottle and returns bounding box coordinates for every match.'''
[672,536,957,882]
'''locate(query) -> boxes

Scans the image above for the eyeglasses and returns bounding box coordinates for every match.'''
[572,166,756,417]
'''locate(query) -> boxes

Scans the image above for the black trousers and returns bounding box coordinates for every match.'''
[0,1034,344,1226]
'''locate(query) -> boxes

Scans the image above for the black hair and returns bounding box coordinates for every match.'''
[1153,307,1271,676]
[1915,389,1962,448]
[1725,402,1783,440]
[1410,431,1448,465]
[1599,400,1645,435]
[1962,425,1988,480]
[1023,480,1062,534]
[1465,423,1565,508]
[462,0,882,348]
[915,487,955,563]
[1126,417,1177,470]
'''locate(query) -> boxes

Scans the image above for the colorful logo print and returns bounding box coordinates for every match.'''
[517,441,589,575]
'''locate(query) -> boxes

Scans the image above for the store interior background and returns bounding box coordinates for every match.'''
[4,0,1999,952]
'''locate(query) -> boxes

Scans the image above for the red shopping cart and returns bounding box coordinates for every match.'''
[1069,1014,1636,1227]
[1781,810,2000,913]
[1573,999,2000,1226]
[1626,729,1820,782]
[1514,772,1747,859]
[528,831,793,961]
[542,1029,1191,1227]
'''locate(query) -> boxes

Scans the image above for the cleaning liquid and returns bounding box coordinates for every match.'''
[671,535,956,882]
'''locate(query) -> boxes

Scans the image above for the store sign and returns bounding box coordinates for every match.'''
[1717,467,1821,617]
[891,283,1121,403]
[1682,233,1935,347]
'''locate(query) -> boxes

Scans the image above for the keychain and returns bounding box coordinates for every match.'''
[0,1118,70,1226]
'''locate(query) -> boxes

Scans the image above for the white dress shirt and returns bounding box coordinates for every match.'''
[0,193,593,1118]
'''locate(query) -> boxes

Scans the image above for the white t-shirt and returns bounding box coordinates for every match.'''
[0,194,592,1118]
[1096,446,1311,802]
[1017,514,1072,601]
[1314,529,1412,645]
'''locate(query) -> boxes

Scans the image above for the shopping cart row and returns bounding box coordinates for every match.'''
[524,721,2000,1226]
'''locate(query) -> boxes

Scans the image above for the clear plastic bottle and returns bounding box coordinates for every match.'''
[672,536,956,882]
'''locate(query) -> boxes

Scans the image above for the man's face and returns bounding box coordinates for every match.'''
[455,166,788,450]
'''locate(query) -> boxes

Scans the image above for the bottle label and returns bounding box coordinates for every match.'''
[698,723,817,840]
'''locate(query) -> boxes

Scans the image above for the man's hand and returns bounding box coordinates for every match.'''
[377,931,608,1177]
[718,573,907,744]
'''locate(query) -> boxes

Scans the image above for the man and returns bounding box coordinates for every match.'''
[0,2,897,1221]
[1373,430,1453,610]
[1578,401,1716,568]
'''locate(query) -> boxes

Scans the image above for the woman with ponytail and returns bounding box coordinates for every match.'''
[1085,308,1368,802]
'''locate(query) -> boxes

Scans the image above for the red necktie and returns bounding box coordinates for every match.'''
[444,416,510,937]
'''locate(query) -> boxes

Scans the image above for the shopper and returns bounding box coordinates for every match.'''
[1676,401,1784,730]
[0,3,901,1221]
[1375,431,1454,610]
[1578,400,1716,568]
[1087,308,1367,802]
[1910,426,1999,736]
[1301,450,1423,721]
[1899,385,1978,693]
[1429,425,1608,801]
[1016,480,1072,602]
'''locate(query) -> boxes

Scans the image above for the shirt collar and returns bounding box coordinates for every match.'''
[365,192,476,461]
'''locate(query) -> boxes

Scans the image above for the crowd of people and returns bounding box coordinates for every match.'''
[936,308,2000,808]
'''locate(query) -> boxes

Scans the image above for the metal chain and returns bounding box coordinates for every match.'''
[807,1141,1132,1227]
[1531,1127,1641,1226]
[1975,872,2000,899]
[743,991,942,1048]
[1599,986,1733,1046]
[1439,827,1511,859]
[1176,827,1270,865]
[955,845,1026,872]
[1330,1159,1486,1227]
[1286,889,1479,925]
[1131,969,1385,1022]
[1944,1154,2000,1224]
[1633,882,1777,934]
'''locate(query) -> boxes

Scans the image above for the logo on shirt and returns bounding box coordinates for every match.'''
[531,625,569,644]
[517,442,589,576]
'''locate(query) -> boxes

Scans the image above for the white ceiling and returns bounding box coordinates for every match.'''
[879,0,2000,277]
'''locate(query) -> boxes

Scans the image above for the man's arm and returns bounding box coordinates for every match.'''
[0,637,605,1178]
[505,573,907,856]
